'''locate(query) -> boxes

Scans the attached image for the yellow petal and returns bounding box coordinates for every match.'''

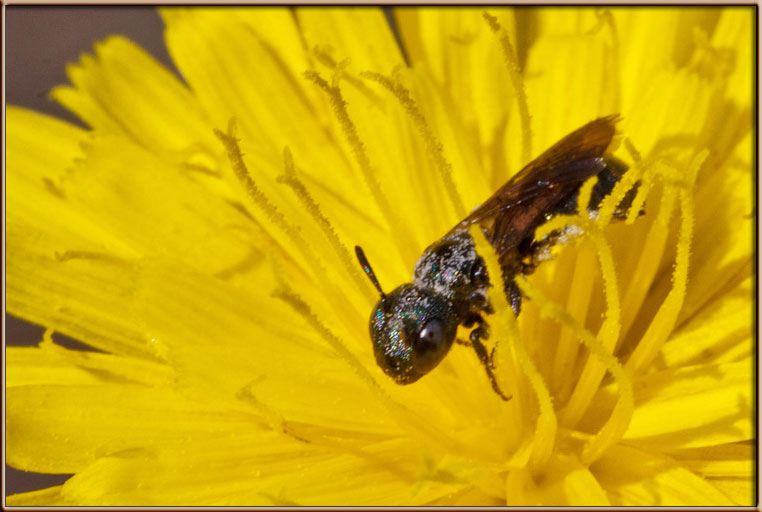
[6,106,87,178]
[623,361,752,448]
[681,134,753,323]
[51,36,215,154]
[661,276,753,367]
[6,485,74,506]
[161,8,389,267]
[591,444,734,505]
[60,434,461,505]
[614,8,720,108]
[505,453,610,505]
[394,8,519,184]
[579,360,752,450]
[7,338,174,388]
[705,477,754,506]
[7,346,102,387]
[133,261,396,435]
[8,122,262,356]
[668,442,754,478]
[522,9,624,170]
[297,7,404,74]
[7,384,261,474]
[161,7,349,183]
[710,8,753,106]
[7,232,153,358]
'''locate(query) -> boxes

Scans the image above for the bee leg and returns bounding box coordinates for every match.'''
[454,338,471,346]
[505,279,522,315]
[469,321,512,401]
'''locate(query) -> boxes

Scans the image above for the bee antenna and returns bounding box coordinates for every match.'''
[354,246,387,301]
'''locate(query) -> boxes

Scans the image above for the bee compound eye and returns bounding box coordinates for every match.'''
[419,318,443,345]
[412,318,449,374]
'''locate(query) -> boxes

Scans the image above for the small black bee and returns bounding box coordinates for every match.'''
[356,115,637,400]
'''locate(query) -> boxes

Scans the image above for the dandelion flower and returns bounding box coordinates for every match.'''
[6,7,754,506]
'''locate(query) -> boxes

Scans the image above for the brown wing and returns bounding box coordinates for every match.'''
[448,115,619,261]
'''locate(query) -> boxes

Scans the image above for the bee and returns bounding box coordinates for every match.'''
[355,115,637,400]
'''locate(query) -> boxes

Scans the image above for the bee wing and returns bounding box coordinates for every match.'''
[448,115,619,260]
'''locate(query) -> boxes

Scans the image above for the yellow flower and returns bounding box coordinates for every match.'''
[6,7,754,506]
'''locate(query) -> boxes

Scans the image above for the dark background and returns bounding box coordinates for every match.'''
[5,6,176,496]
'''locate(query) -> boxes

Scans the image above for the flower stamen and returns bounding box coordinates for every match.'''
[236,382,312,444]
[471,226,557,471]
[596,161,644,226]
[276,147,372,296]
[214,120,324,281]
[625,150,705,375]
[214,121,296,240]
[362,69,467,219]
[305,70,418,262]
[552,242,596,399]
[620,166,676,338]
[516,275,634,465]
[312,46,385,108]
[560,223,622,428]
[483,12,532,165]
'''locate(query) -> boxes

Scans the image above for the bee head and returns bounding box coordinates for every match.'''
[369,284,458,383]
[355,246,458,384]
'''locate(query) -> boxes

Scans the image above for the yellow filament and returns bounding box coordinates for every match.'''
[312,46,385,108]
[470,226,557,471]
[577,176,598,217]
[271,283,377,389]
[597,160,644,225]
[625,176,651,225]
[620,183,676,337]
[560,224,622,428]
[304,71,417,261]
[621,141,650,225]
[215,122,294,239]
[362,70,467,219]
[214,121,317,278]
[236,382,312,444]
[276,147,372,296]
[214,246,263,280]
[516,276,634,465]
[269,149,376,344]
[482,12,532,165]
[533,215,575,242]
[552,242,596,398]
[625,151,705,375]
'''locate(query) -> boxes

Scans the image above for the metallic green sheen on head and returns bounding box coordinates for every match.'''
[370,283,458,384]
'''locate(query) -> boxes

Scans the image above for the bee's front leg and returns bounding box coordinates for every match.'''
[467,315,511,401]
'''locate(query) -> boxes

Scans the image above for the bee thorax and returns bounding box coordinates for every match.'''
[413,230,490,305]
